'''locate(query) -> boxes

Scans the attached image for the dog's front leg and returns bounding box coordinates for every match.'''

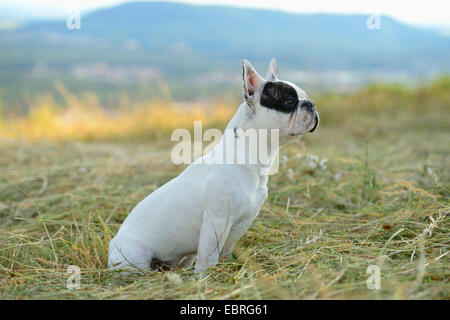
[194,210,232,273]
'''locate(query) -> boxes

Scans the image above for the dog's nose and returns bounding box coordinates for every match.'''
[300,100,315,111]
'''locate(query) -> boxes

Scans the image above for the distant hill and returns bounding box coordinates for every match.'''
[7,1,449,72]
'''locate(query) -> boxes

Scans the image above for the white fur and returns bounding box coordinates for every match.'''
[108,59,318,273]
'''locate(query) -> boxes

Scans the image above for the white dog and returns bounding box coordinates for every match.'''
[108,59,319,273]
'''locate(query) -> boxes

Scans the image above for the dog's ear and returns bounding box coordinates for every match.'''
[266,58,278,81]
[242,59,264,106]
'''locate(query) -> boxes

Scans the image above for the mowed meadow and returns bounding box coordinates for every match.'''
[0,78,449,299]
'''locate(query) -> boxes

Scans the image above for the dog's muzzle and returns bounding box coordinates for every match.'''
[300,100,319,133]
[309,113,319,133]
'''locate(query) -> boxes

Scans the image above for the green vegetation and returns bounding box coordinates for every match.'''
[0,79,448,299]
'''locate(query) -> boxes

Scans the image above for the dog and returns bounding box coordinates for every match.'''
[108,59,319,273]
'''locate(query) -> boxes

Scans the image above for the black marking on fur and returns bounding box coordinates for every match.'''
[260,81,299,114]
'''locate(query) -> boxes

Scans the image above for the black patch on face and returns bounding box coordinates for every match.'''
[260,81,299,113]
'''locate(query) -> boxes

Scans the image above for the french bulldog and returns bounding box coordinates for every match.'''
[108,59,319,273]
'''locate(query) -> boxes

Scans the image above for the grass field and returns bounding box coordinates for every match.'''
[0,80,449,299]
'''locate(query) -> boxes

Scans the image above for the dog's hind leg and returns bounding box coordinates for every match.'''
[108,237,153,274]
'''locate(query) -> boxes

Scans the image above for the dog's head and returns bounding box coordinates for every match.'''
[242,59,319,140]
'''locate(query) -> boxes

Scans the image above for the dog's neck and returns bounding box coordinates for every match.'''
[227,102,254,130]
[208,103,280,178]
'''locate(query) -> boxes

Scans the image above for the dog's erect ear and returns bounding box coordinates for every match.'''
[242,59,264,106]
[266,58,278,81]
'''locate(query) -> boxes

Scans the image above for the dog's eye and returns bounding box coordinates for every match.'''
[284,98,297,107]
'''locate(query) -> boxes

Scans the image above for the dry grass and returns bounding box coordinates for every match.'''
[0,79,449,299]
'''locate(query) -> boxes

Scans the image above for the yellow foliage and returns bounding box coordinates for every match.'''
[0,91,235,142]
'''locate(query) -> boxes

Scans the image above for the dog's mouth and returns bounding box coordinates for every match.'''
[308,113,319,133]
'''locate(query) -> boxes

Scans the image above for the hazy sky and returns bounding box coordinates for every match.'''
[5,0,450,26]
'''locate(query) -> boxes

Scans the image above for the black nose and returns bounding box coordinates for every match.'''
[300,100,315,111]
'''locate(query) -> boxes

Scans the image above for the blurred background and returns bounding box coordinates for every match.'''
[0,0,449,140]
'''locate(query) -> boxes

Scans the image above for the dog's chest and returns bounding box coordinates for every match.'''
[233,178,268,231]
[255,177,269,208]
